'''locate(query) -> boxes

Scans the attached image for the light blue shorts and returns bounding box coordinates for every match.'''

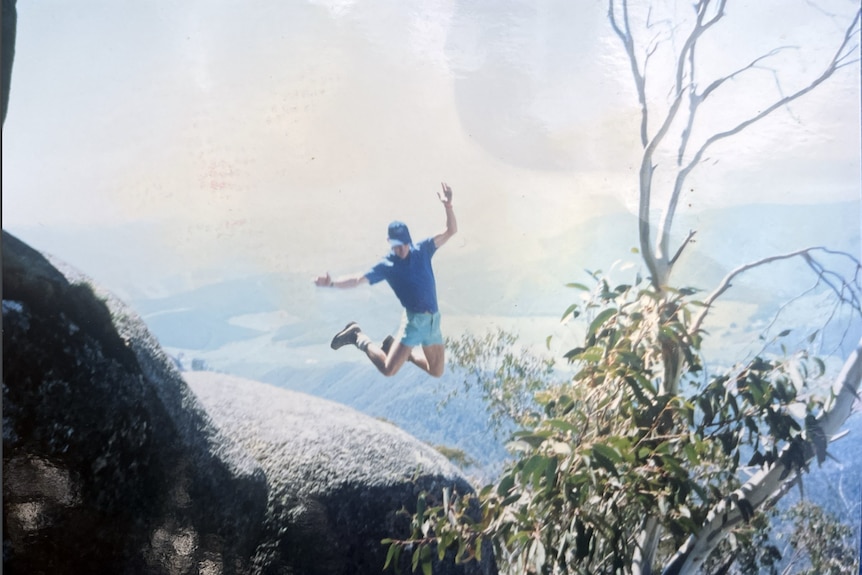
[398,311,444,347]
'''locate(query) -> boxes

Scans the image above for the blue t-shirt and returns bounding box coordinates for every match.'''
[365,238,439,313]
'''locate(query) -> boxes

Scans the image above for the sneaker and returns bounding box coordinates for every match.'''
[330,322,361,350]
[381,335,395,355]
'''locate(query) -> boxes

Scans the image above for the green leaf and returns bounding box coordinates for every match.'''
[566,282,590,291]
[497,474,515,497]
[563,347,586,361]
[500,493,521,507]
[588,308,617,340]
[698,396,714,425]
[561,303,581,322]
[813,357,826,377]
[545,456,558,486]
[591,449,619,476]
[624,376,650,405]
[748,451,764,467]
[420,546,432,575]
[633,373,657,396]
[744,375,765,405]
[546,419,579,434]
[383,543,397,570]
[513,429,553,448]
[572,346,605,363]
[593,443,622,463]
[616,350,642,367]
[455,538,466,562]
[522,455,550,485]
[659,454,686,478]
[683,443,700,465]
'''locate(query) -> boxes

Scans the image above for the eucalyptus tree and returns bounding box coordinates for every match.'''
[608,1,861,572]
[384,2,862,574]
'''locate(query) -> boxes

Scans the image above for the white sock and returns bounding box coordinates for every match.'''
[355,333,372,351]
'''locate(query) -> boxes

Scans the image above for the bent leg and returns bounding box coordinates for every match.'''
[412,344,445,378]
[364,340,413,377]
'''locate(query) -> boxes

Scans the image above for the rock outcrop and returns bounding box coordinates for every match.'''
[3,231,495,574]
[3,231,268,573]
[186,371,496,575]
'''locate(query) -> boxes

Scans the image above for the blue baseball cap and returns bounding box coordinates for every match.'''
[388,221,412,247]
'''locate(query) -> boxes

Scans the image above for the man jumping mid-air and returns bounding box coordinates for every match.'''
[314,182,457,378]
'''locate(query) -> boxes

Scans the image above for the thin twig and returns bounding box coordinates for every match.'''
[669,230,696,266]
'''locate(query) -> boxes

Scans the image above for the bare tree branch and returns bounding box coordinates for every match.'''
[610,0,721,288]
[645,0,726,280]
[610,0,662,286]
[609,0,649,147]
[691,247,862,335]
[803,252,862,312]
[669,229,696,266]
[676,47,791,165]
[659,8,861,282]
[674,0,726,93]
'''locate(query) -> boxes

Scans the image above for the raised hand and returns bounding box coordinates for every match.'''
[314,272,333,287]
[438,182,453,206]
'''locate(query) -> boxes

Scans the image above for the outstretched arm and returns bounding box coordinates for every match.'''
[314,272,369,289]
[433,182,458,248]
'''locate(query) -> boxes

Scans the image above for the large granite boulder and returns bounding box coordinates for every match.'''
[2,231,269,574]
[3,232,495,574]
[186,371,497,575]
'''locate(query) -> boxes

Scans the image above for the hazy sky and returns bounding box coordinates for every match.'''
[3,0,860,287]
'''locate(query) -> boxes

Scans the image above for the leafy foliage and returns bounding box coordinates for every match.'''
[443,329,556,437]
[710,508,783,575]
[381,2,862,569]
[384,273,837,574]
[780,500,860,575]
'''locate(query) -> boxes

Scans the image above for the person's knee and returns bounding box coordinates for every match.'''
[421,345,445,378]
[381,363,402,377]
[428,362,444,378]
[381,353,409,377]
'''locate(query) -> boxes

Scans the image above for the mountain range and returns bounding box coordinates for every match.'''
[8,201,860,480]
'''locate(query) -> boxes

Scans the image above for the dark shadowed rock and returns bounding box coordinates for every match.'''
[185,371,497,575]
[2,0,15,126]
[2,231,268,574]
